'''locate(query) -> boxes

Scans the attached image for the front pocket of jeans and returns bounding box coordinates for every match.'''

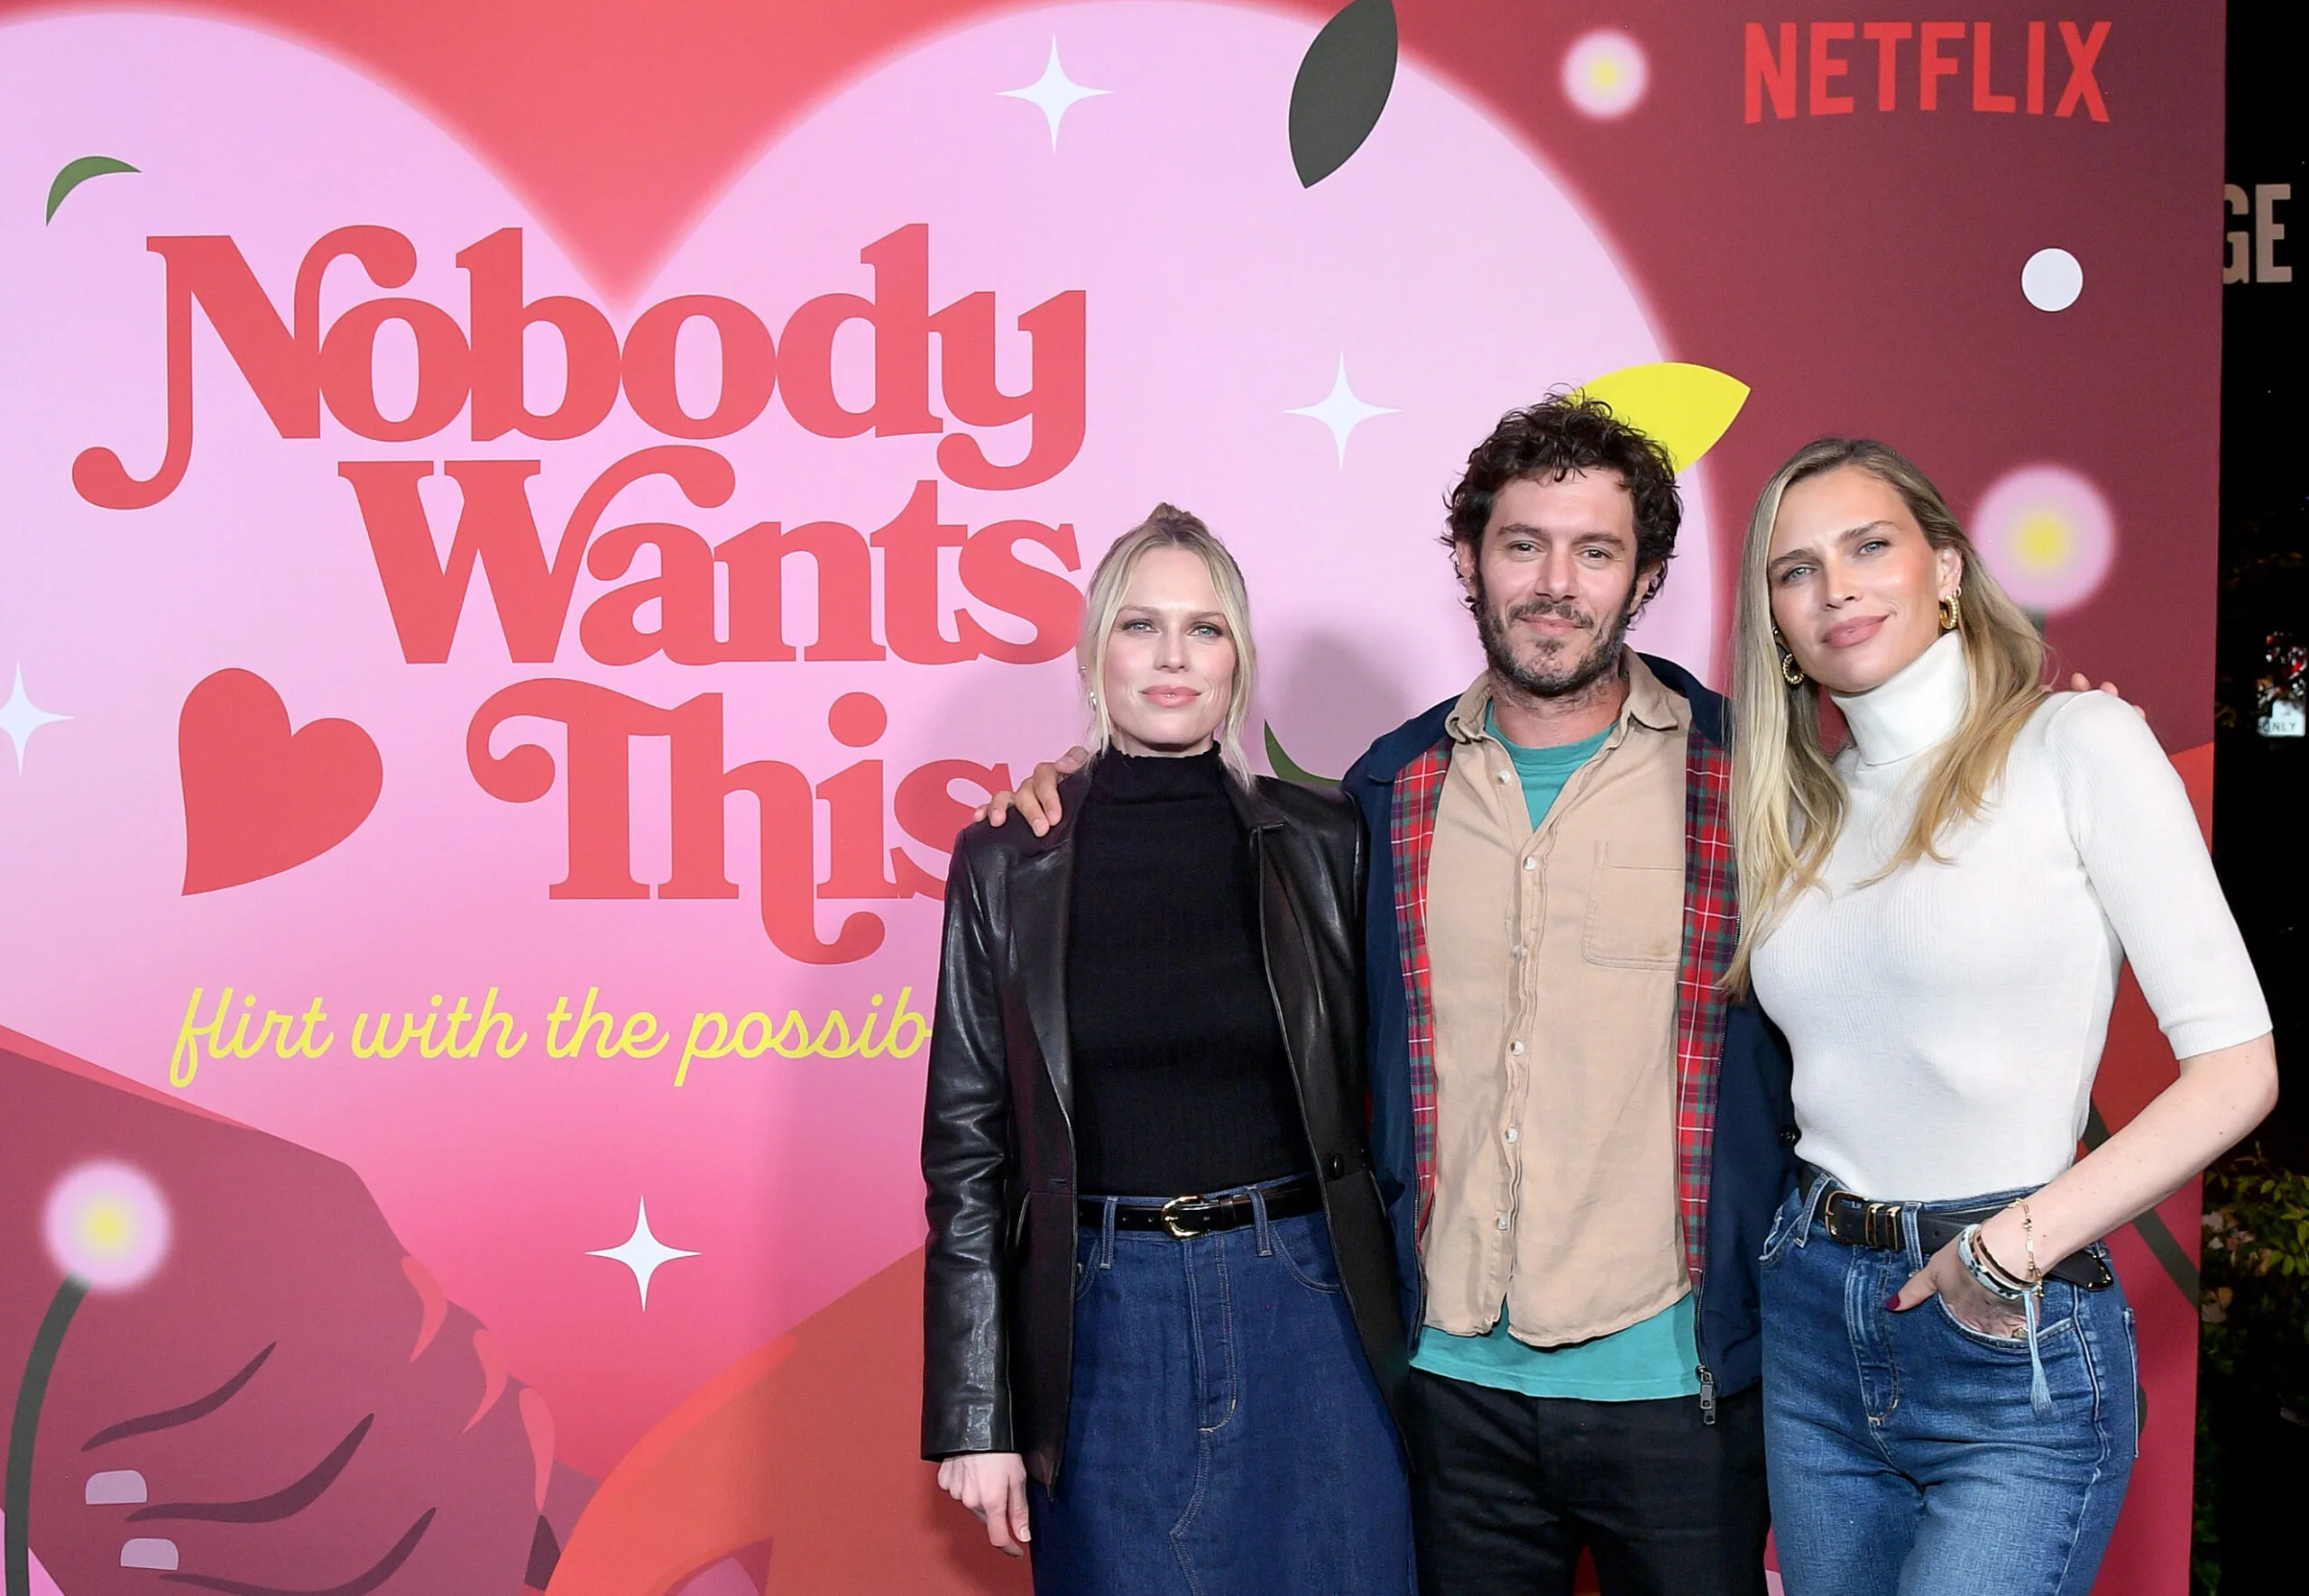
[1273,1224,1345,1294]
[1933,1296,2031,1346]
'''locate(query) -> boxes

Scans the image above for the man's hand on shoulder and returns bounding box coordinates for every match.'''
[972,748,1090,837]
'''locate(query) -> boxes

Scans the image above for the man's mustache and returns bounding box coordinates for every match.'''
[1502,595,1594,630]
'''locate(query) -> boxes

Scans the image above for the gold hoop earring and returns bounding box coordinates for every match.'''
[1939,588,1963,633]
[1774,633,1806,687]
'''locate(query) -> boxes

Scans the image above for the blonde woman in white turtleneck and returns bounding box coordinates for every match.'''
[1726,439,2276,1596]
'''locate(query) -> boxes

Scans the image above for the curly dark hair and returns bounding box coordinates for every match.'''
[1444,393,1683,594]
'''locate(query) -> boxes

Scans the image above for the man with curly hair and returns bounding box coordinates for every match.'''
[1341,395,1793,1595]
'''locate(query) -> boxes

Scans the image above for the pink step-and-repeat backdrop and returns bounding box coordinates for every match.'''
[0,5,2222,1592]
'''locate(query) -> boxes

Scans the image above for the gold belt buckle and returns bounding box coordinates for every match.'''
[1160,1193,1208,1239]
[1866,1202,1904,1251]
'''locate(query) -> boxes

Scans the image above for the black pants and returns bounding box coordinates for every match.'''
[1403,1368,1769,1596]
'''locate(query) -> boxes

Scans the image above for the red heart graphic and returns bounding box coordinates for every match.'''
[179,669,383,894]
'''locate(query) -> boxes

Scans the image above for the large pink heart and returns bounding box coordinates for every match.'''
[1,4,1700,1481]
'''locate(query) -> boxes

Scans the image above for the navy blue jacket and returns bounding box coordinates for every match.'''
[1340,654,1798,1399]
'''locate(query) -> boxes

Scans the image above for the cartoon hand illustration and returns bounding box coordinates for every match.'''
[1,1034,577,1596]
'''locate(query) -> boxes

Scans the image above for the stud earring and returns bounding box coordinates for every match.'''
[1938,588,1963,632]
[1087,689,1099,710]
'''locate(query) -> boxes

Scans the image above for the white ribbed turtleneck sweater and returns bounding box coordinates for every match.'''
[1750,632,2271,1201]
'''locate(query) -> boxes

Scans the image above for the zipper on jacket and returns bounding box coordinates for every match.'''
[1694,1259,1716,1426]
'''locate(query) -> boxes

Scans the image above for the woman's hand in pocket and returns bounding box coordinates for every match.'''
[936,1452,1032,1556]
[1891,1238,2026,1338]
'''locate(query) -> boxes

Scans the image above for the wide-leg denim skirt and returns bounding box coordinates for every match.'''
[1026,1186,1415,1596]
[1759,1174,2138,1596]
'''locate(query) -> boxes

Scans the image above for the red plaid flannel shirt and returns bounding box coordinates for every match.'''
[1388,714,1735,1287]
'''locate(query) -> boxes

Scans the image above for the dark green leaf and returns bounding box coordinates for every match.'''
[1288,0,1397,188]
[46,155,138,223]
[1263,723,1337,787]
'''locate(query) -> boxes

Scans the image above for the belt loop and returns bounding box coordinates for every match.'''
[1798,1169,1829,1250]
[1251,1186,1274,1256]
[1904,1205,1926,1272]
[1099,1197,1118,1269]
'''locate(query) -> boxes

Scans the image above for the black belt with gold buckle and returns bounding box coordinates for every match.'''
[1080,1174,1325,1238]
[1813,1186,2114,1289]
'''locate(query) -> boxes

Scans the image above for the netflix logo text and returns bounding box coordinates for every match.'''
[1743,20,2111,123]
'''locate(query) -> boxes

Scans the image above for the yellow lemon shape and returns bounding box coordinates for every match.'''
[1574,362,1751,474]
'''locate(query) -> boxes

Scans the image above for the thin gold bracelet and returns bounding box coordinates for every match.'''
[2018,1197,2043,1285]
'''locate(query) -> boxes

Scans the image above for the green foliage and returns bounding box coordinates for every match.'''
[2192,1151,2309,1596]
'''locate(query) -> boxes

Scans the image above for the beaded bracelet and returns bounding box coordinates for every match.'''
[1958,1224,2030,1303]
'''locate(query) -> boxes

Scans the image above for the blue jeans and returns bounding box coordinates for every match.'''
[1759,1174,2138,1596]
[1026,1185,1415,1596]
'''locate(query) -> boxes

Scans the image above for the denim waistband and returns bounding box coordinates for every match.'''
[1793,1163,2064,1413]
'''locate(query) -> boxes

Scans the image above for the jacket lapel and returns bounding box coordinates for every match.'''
[1009,772,1090,1125]
[1229,780,1317,1086]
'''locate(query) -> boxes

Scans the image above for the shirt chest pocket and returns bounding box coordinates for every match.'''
[1580,842,1683,969]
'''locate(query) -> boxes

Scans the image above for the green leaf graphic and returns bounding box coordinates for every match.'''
[1263,722,1338,788]
[45,155,138,224]
[1288,0,1397,188]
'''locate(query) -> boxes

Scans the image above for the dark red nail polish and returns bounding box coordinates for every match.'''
[1884,1294,1901,1309]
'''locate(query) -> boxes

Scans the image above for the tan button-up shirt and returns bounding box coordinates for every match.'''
[1421,651,1690,1345]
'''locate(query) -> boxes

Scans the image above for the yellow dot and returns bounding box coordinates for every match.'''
[2011,509,2073,573]
[80,1199,133,1256]
[1592,60,1622,89]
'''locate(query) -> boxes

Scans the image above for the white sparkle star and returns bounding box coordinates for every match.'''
[0,665,70,773]
[999,37,1110,150]
[586,1197,698,1310]
[1286,357,1399,467]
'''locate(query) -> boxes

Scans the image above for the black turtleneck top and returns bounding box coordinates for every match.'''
[1064,748,1312,1197]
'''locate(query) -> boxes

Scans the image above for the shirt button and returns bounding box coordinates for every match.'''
[1512,943,1526,958]
[1509,1041,1525,1055]
[1496,1215,1512,1230]
[1523,858,1536,871]
[1498,770,1513,784]
[1504,1127,1520,1143]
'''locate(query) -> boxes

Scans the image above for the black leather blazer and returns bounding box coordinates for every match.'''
[920,766,1407,1484]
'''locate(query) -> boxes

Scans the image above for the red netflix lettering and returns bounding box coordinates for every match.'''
[1863,23,1912,110]
[1972,22,2017,113]
[1744,23,1798,122]
[1741,22,2112,124]
[1809,22,1855,115]
[2055,21,2110,120]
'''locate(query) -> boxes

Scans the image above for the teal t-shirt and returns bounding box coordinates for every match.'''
[1407,711,1702,1401]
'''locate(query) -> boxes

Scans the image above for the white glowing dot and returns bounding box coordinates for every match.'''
[1973,464,2116,613]
[44,1161,170,1291]
[2021,248,2084,312]
[1563,32,1649,120]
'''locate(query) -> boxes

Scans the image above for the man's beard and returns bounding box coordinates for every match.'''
[1473,577,1644,700]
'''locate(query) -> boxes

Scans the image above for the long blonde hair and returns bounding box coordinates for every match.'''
[1727,439,2046,991]
[1076,504,1257,778]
